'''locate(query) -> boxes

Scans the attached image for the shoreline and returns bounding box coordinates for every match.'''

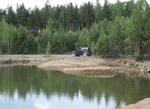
[0,55,149,78]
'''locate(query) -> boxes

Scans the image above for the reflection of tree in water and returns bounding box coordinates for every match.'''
[0,66,150,107]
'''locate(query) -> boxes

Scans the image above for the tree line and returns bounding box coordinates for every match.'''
[0,0,150,60]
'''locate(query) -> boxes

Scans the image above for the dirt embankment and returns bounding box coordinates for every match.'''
[0,55,150,77]
[0,55,150,109]
[37,55,150,77]
[116,98,150,109]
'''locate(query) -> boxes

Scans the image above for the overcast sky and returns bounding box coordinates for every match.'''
[0,0,147,10]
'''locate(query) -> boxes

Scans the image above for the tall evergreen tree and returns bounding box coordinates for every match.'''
[95,0,103,22]
[16,3,29,27]
[103,0,111,20]
[131,0,147,59]
[6,6,16,26]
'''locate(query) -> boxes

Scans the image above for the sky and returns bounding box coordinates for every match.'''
[0,0,134,10]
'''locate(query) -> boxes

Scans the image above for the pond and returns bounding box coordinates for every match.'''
[0,66,150,109]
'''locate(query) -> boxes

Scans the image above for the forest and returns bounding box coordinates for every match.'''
[0,0,150,60]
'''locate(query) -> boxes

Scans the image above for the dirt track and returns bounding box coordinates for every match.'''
[0,54,150,109]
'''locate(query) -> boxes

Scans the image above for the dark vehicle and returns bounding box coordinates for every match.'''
[72,47,92,57]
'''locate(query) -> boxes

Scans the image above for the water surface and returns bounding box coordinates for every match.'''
[0,66,150,109]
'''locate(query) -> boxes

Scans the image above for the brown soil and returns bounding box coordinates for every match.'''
[0,54,150,77]
[116,98,150,109]
[0,54,150,109]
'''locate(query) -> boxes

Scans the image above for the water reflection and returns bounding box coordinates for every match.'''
[0,66,150,109]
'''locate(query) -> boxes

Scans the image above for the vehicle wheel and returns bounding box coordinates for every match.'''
[83,53,87,56]
[72,53,75,57]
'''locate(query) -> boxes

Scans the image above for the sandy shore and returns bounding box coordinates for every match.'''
[0,54,149,77]
[116,98,150,109]
[0,54,150,109]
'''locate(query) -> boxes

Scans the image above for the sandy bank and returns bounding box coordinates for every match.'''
[0,55,150,77]
[116,98,150,109]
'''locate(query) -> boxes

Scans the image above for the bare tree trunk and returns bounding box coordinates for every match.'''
[148,38,150,59]
[135,36,140,61]
[82,23,84,30]
[7,39,10,54]
[135,37,139,56]
[0,42,2,54]
[70,23,73,31]
[10,38,12,54]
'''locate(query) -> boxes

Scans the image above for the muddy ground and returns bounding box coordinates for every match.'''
[0,54,150,109]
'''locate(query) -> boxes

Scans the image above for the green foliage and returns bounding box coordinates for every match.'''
[80,2,95,29]
[16,26,28,53]
[0,0,150,59]
[0,17,17,54]
[96,34,110,56]
[75,30,89,48]
[103,0,111,20]
[16,3,29,27]
[95,1,103,22]
[63,31,78,51]
[37,44,42,54]
[6,6,16,25]
[109,16,127,55]
[91,41,96,55]
[26,34,37,54]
